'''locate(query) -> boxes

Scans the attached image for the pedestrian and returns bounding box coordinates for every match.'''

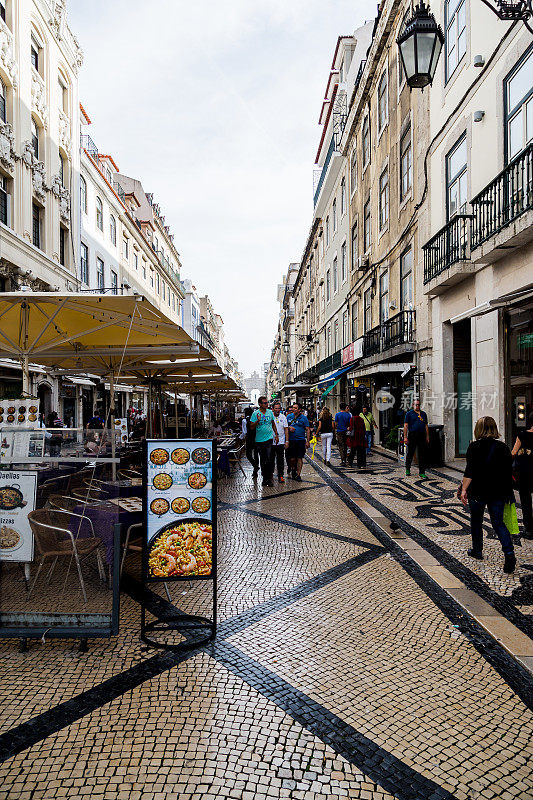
[250,396,278,487]
[287,402,310,482]
[459,416,516,573]
[334,403,352,467]
[243,408,259,479]
[87,408,105,430]
[360,405,378,455]
[511,411,533,539]
[316,407,334,466]
[347,408,367,468]
[403,397,429,479]
[271,401,289,483]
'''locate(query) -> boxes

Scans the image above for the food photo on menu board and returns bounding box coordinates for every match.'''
[0,471,37,563]
[145,440,214,581]
[0,399,39,428]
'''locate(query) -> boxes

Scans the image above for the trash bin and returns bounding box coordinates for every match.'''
[427,424,445,467]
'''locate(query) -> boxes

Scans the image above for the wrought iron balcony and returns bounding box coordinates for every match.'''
[81,134,99,162]
[381,310,415,351]
[363,326,381,357]
[315,350,342,376]
[423,214,471,284]
[471,143,533,249]
[313,137,335,207]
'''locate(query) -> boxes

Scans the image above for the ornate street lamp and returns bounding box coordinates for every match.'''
[283,340,290,353]
[481,0,532,30]
[397,2,444,89]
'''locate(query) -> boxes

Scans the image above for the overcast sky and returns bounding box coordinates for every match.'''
[69,0,377,377]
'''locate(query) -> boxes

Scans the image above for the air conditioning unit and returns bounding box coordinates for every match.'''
[358,256,369,270]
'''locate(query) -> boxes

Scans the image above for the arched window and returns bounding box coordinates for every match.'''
[31,118,39,160]
[96,196,103,231]
[110,214,116,245]
[80,176,87,214]
[0,79,6,123]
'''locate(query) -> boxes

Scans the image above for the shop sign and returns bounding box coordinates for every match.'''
[60,384,76,399]
[358,383,368,393]
[342,338,364,366]
[144,439,216,582]
[0,470,37,562]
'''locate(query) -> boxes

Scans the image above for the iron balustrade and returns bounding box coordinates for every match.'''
[313,137,335,207]
[471,143,533,249]
[353,60,367,95]
[315,350,342,376]
[363,326,381,357]
[381,310,415,350]
[81,134,98,161]
[423,214,472,284]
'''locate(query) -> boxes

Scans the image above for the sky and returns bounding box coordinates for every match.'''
[68,0,377,377]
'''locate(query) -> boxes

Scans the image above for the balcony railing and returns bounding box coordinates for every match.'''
[423,214,471,284]
[313,137,335,207]
[315,350,342,376]
[81,134,98,162]
[381,310,415,350]
[471,142,533,249]
[363,326,381,357]
[353,59,367,95]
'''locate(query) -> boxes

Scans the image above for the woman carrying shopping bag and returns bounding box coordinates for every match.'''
[316,407,334,467]
[459,416,516,573]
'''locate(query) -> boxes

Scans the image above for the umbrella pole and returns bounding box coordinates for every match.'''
[159,386,164,438]
[147,382,152,438]
[208,393,211,431]
[174,389,178,439]
[110,371,116,481]
[189,393,193,438]
[22,354,30,397]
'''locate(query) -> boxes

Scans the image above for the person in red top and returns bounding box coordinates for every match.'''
[347,408,367,468]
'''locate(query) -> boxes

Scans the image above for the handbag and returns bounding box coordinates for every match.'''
[503,502,520,537]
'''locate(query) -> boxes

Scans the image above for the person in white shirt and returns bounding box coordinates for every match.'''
[271,401,289,483]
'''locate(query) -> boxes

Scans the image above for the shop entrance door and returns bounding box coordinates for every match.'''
[456,371,473,456]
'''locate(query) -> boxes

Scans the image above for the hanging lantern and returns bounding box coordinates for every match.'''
[397,2,444,89]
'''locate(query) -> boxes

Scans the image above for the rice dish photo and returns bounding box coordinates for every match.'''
[148,521,212,578]
[0,526,20,549]
[153,473,173,491]
[28,414,37,422]
[171,497,190,514]
[29,406,38,413]
[150,497,170,516]
[150,448,169,465]
[188,472,207,490]
[192,496,210,514]
[7,415,14,423]
[171,448,190,465]
[192,447,210,465]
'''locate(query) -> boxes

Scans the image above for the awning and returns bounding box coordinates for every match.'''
[348,362,415,379]
[65,376,96,387]
[105,383,135,392]
[0,358,46,374]
[317,363,353,389]
[449,283,533,324]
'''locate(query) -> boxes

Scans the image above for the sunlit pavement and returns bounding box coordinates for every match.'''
[1,457,532,800]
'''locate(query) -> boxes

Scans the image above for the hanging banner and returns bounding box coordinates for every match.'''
[0,470,37,562]
[144,439,216,582]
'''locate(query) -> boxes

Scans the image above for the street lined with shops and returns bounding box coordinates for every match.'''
[1,452,532,800]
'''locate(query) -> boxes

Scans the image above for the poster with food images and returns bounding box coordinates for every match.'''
[0,470,37,562]
[0,399,40,429]
[145,439,214,581]
[113,418,128,445]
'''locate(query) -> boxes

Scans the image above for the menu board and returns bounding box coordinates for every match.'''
[145,439,215,581]
[0,470,37,562]
[0,429,45,463]
[0,399,40,429]
[113,418,128,445]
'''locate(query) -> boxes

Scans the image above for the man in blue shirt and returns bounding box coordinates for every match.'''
[403,398,429,479]
[334,403,352,466]
[250,396,278,486]
[288,402,310,482]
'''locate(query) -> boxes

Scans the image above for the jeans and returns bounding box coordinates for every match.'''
[336,431,348,464]
[245,440,258,472]
[271,444,286,478]
[348,446,366,468]
[469,497,515,556]
[365,431,372,454]
[256,440,273,482]
[406,432,427,474]
[321,432,333,461]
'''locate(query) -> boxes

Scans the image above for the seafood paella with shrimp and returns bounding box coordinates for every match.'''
[148,521,212,578]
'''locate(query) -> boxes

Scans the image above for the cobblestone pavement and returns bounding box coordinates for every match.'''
[1,458,533,800]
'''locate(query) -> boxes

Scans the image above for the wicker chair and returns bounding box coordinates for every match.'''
[71,486,107,504]
[118,468,142,480]
[28,508,105,603]
[48,494,81,512]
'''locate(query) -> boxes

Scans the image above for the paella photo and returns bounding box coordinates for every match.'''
[148,521,212,578]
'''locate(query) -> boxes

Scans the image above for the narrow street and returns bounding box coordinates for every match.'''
[1,451,532,800]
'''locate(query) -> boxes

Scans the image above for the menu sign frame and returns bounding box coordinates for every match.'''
[0,470,37,563]
[143,438,217,584]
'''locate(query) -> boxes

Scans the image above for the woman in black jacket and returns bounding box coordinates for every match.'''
[459,416,516,573]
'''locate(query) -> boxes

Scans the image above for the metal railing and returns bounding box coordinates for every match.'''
[113,182,126,203]
[471,143,533,249]
[363,326,381,357]
[315,350,342,376]
[81,134,98,161]
[381,310,415,350]
[423,214,471,284]
[313,137,335,207]
[353,59,367,95]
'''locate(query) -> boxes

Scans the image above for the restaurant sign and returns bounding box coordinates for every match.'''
[144,439,216,582]
[0,470,37,562]
[342,337,364,366]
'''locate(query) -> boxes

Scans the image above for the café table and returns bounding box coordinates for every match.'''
[100,478,143,499]
[70,497,143,567]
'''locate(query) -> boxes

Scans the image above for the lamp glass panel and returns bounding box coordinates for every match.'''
[416,32,437,75]
[400,35,416,78]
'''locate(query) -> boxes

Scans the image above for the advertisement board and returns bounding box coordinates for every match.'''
[113,418,128,445]
[0,399,40,429]
[0,470,37,562]
[144,439,216,582]
[0,429,45,463]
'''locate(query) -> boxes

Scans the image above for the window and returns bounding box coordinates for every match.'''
[326,269,331,302]
[111,270,118,295]
[363,198,371,252]
[58,77,68,114]
[446,0,467,80]
[96,257,105,289]
[364,288,372,332]
[59,152,65,187]
[377,70,388,131]
[80,176,87,214]
[110,215,116,245]
[400,248,413,309]
[343,310,349,347]
[341,241,347,283]
[32,204,41,249]
[400,126,412,201]
[379,168,389,230]
[0,79,6,123]
[446,134,468,218]
[351,223,358,270]
[333,256,338,293]
[133,250,138,270]
[31,118,39,160]
[351,301,358,342]
[0,175,8,226]
[123,237,129,259]
[332,198,337,231]
[59,226,66,266]
[362,115,370,167]
[327,325,331,355]
[156,274,160,293]
[150,269,154,288]
[505,47,533,161]
[31,41,39,72]
[340,177,346,215]
[80,242,89,284]
[96,196,103,230]
[350,149,357,194]
[379,270,389,324]
[325,216,330,246]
